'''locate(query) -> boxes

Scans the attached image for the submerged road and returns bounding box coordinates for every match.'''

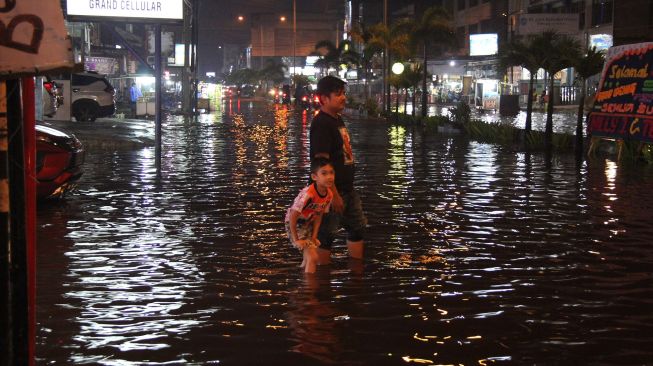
[36,101,653,365]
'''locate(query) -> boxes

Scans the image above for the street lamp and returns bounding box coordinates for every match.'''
[392,62,405,75]
[237,15,244,22]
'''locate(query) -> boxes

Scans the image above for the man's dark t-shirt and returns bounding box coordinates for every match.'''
[310,111,355,193]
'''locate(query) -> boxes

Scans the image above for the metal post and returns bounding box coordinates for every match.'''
[155,25,162,178]
[293,0,296,80]
[5,78,28,365]
[21,77,37,366]
[383,0,388,112]
[0,80,12,366]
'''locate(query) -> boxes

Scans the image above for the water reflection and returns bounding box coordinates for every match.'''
[36,101,653,365]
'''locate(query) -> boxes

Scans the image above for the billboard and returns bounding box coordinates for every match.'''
[588,42,653,143]
[66,0,183,21]
[0,0,73,75]
[469,34,498,56]
[517,14,579,35]
[590,34,613,51]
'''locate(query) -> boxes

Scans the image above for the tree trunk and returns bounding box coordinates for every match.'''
[545,75,555,148]
[412,86,417,117]
[386,53,392,113]
[525,73,534,133]
[403,87,408,114]
[576,80,586,154]
[395,86,400,114]
[421,44,428,117]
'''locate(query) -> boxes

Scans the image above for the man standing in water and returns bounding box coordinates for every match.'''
[310,75,366,264]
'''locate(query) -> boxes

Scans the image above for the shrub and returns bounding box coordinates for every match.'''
[449,101,471,126]
[364,98,379,117]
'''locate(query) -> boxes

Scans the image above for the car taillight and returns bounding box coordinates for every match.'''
[43,82,53,93]
[314,96,319,102]
[302,96,307,101]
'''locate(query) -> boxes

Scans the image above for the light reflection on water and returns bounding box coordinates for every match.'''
[36,101,653,365]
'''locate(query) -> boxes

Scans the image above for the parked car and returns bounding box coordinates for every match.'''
[70,72,116,122]
[36,124,85,200]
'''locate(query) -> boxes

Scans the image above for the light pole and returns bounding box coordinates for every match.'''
[292,0,296,82]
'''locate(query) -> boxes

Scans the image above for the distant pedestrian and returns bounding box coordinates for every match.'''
[540,90,547,110]
[285,158,335,274]
[310,75,366,265]
[129,82,142,117]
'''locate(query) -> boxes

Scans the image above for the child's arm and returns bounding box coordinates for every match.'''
[288,209,309,249]
[311,213,323,246]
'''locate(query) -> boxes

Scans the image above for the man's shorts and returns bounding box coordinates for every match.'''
[285,220,319,250]
[317,189,367,250]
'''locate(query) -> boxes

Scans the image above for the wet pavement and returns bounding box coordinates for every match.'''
[36,101,653,365]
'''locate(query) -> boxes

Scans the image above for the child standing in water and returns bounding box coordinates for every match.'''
[285,158,335,273]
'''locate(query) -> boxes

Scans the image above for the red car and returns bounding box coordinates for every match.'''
[36,124,85,200]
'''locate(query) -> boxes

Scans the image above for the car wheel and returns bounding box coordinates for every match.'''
[73,100,99,122]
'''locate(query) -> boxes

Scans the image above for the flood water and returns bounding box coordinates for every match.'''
[36,101,653,365]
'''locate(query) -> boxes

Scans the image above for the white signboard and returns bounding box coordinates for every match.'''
[517,14,579,35]
[469,33,498,56]
[590,34,613,51]
[67,0,183,21]
[0,0,73,75]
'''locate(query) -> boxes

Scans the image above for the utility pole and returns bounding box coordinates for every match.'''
[383,0,387,112]
[293,0,296,83]
[182,0,192,114]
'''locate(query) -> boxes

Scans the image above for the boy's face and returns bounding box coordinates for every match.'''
[320,88,346,114]
[311,164,335,189]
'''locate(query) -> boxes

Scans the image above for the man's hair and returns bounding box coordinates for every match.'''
[310,157,333,174]
[316,75,346,97]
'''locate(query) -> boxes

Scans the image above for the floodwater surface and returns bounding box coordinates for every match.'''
[36,101,653,365]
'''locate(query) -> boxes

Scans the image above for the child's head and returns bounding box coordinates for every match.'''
[310,157,335,188]
[316,76,346,113]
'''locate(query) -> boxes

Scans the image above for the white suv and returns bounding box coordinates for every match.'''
[71,72,116,122]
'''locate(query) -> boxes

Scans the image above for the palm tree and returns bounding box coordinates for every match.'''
[572,46,604,152]
[403,64,426,117]
[259,59,288,91]
[313,39,361,76]
[389,74,402,115]
[537,31,581,147]
[350,22,384,100]
[399,6,455,117]
[366,22,412,113]
[498,37,546,135]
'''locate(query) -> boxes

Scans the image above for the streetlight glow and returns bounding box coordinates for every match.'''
[237,15,244,22]
[392,62,404,75]
[280,16,286,22]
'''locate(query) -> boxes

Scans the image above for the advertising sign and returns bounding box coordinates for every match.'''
[85,57,119,75]
[588,43,653,143]
[469,34,498,56]
[590,34,613,51]
[517,14,578,35]
[66,0,183,22]
[0,0,73,75]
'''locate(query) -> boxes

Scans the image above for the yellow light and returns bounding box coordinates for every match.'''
[280,16,286,22]
[237,15,244,22]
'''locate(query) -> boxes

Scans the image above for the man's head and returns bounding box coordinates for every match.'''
[316,75,346,114]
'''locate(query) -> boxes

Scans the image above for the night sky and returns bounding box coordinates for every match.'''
[198,0,345,75]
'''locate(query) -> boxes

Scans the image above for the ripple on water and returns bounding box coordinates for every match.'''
[36,104,653,365]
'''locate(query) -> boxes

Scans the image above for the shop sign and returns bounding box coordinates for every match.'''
[517,14,578,35]
[588,42,653,143]
[66,0,183,21]
[85,57,119,75]
[0,0,73,76]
